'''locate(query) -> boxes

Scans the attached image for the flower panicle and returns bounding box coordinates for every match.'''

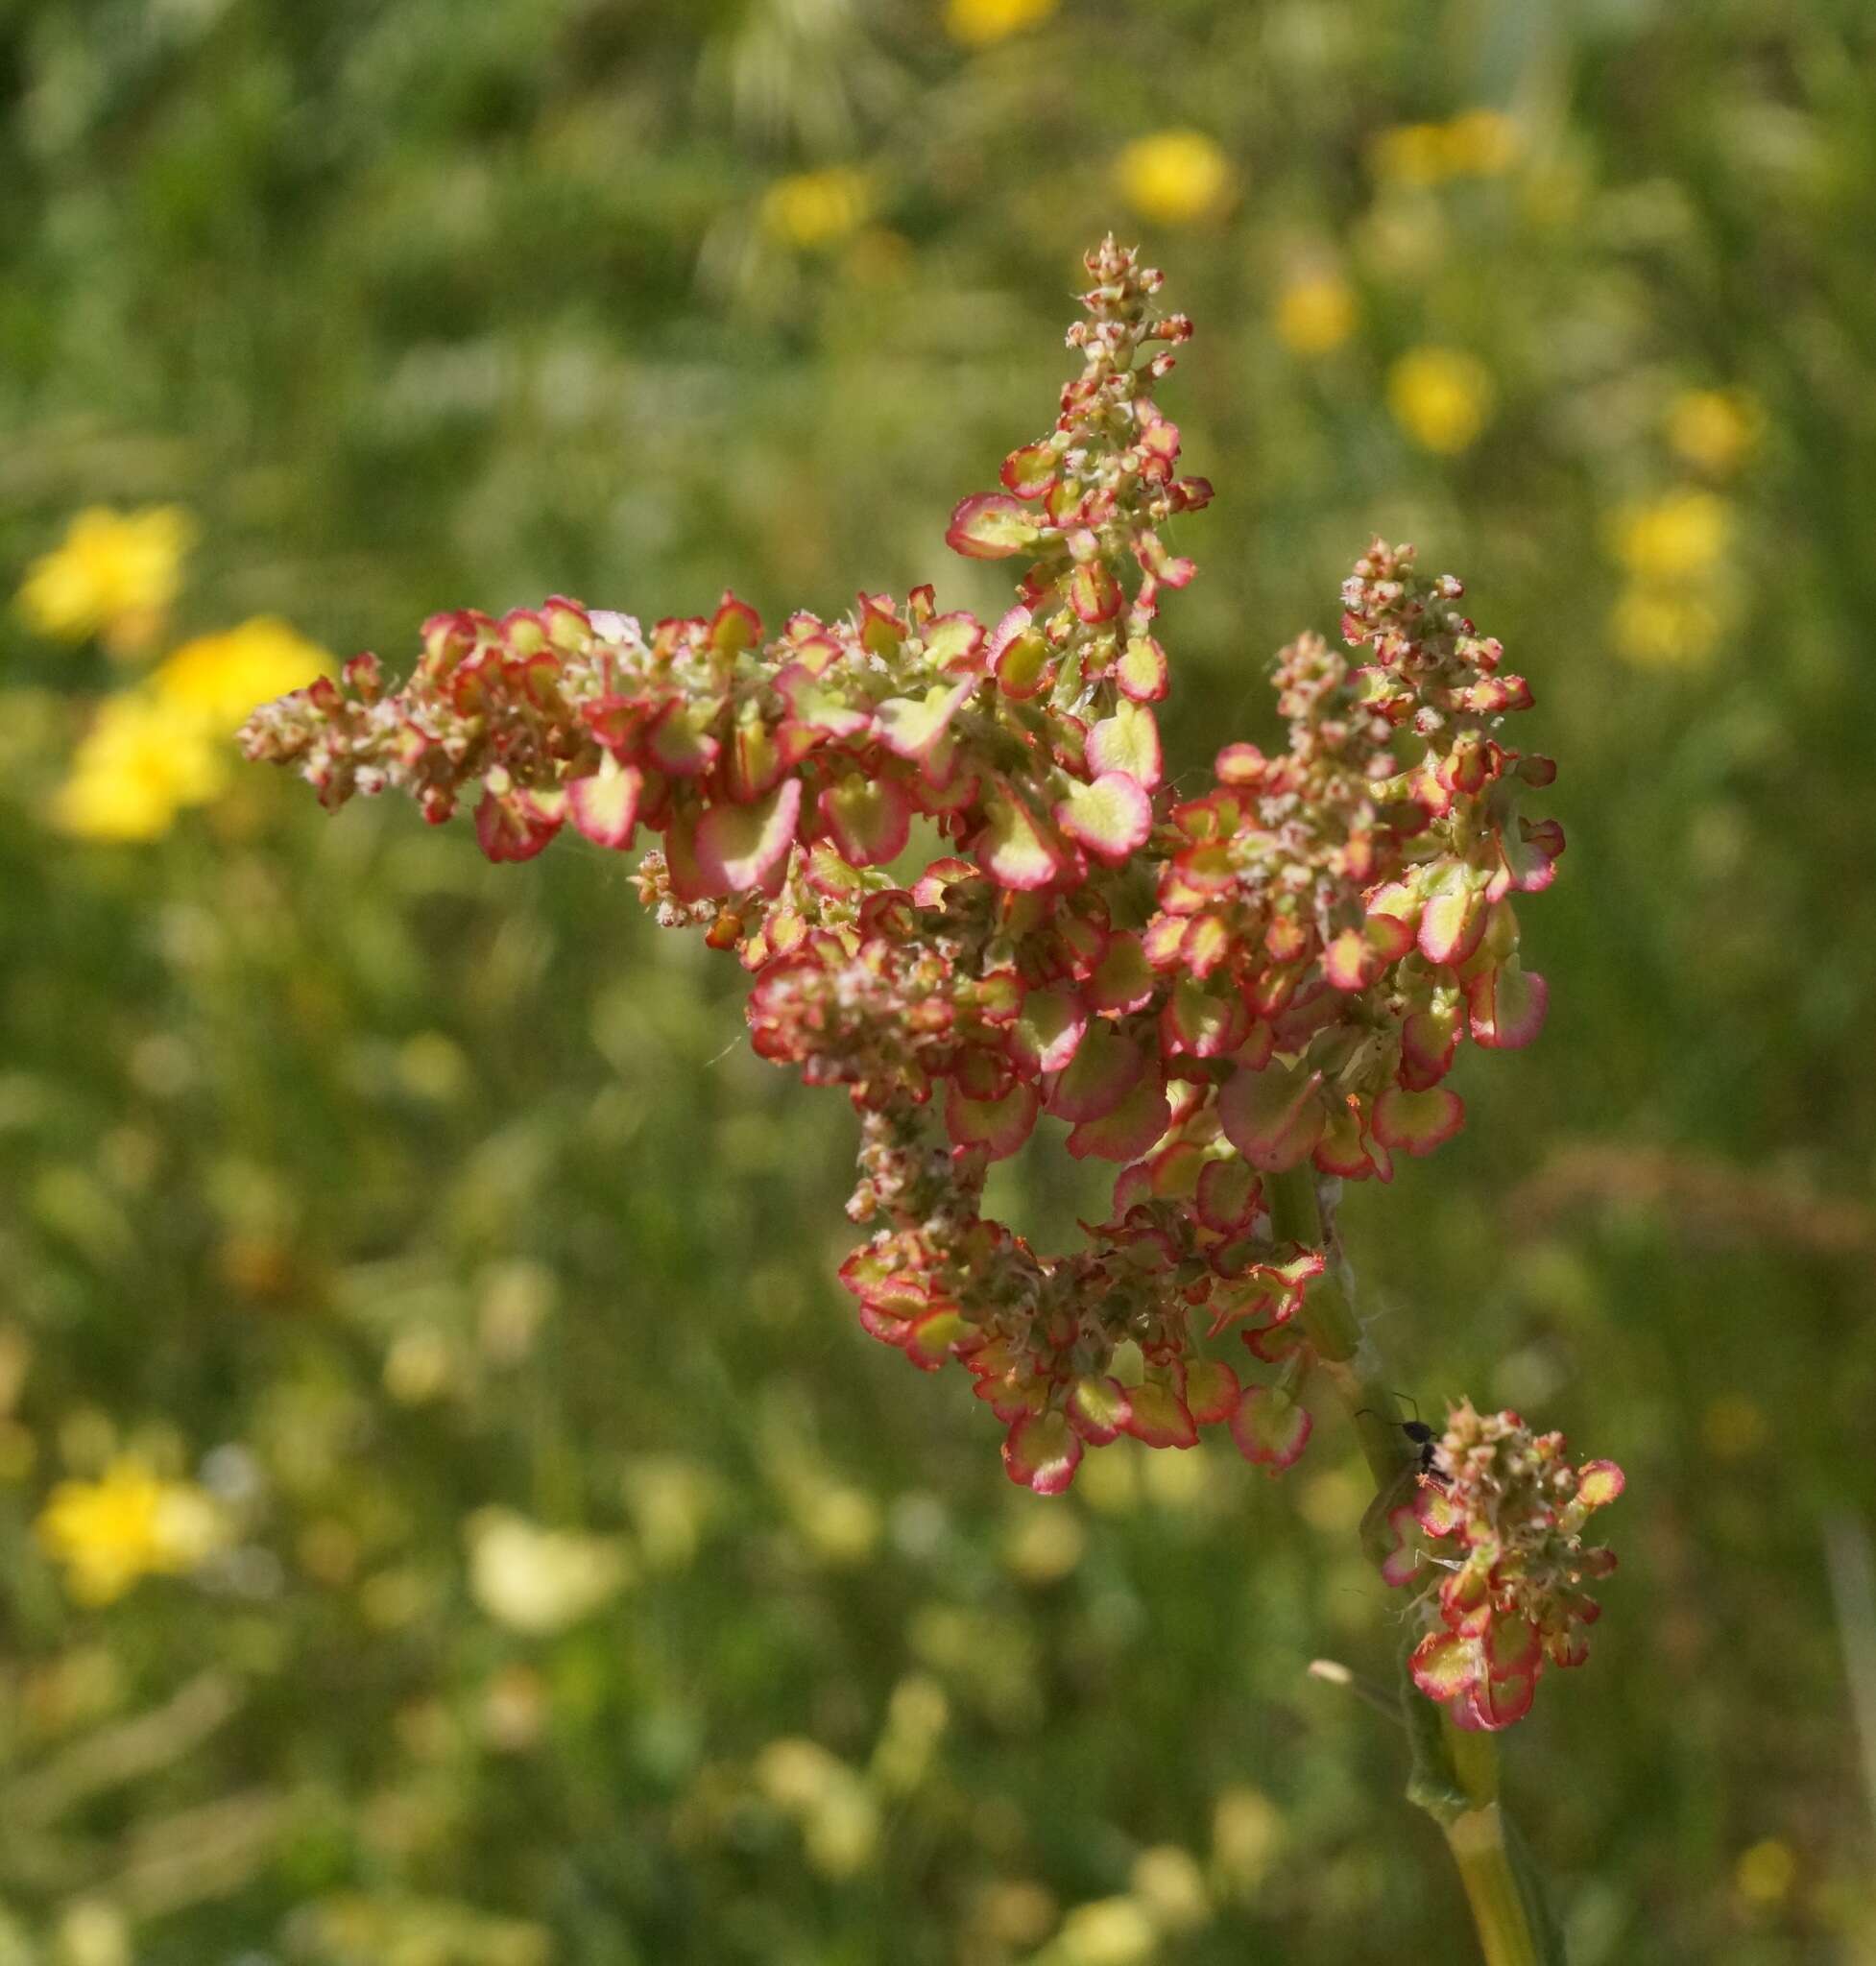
[238,245,1574,1579]
[1398,1401,1623,1731]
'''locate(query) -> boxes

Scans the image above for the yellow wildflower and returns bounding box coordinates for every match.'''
[761,168,872,251]
[1115,131,1236,228]
[1369,122,1449,188]
[1441,108,1520,176]
[1666,387,1762,476]
[1371,110,1520,187]
[945,0,1056,46]
[1610,587,1723,669]
[36,1457,226,1605]
[1611,490,1732,583]
[53,693,228,843]
[16,505,195,653]
[1274,273,1357,356]
[1387,347,1495,453]
[152,615,329,730]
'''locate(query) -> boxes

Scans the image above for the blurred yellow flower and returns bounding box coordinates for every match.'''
[1387,347,1495,453]
[53,693,228,842]
[465,1507,632,1635]
[1612,490,1733,582]
[1211,1784,1285,1895]
[1274,273,1357,356]
[1735,1837,1796,1906]
[1369,122,1448,188]
[152,615,329,729]
[52,615,326,844]
[1116,132,1236,228]
[36,1457,226,1605]
[1050,1895,1159,1966]
[16,505,195,653]
[1129,1845,1211,1933]
[1442,108,1520,176]
[1667,387,1762,476]
[761,168,872,250]
[54,1899,132,1966]
[1371,110,1520,187]
[1611,586,1724,668]
[946,0,1056,46]
[793,1479,880,1566]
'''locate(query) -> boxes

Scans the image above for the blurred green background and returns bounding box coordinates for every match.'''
[3,2,1874,1961]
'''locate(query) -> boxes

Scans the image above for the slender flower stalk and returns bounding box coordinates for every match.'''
[237,241,1620,1960]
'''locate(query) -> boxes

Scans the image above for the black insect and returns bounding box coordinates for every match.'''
[1357,1400,1450,1488]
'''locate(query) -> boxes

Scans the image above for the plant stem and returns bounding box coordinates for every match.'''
[1445,1803,1544,1966]
[1263,1163,1552,1966]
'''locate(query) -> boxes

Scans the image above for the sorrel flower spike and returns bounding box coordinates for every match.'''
[241,240,1599,1572]
[1399,1403,1624,1733]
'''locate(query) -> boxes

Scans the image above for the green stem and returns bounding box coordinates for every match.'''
[1263,1163,1553,1966]
[1445,1804,1543,1966]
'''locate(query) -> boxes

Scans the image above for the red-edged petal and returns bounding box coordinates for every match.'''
[1000,441,1059,498]
[1417,863,1488,968]
[1085,702,1164,790]
[644,702,722,779]
[948,492,1039,561]
[1117,634,1168,703]
[1184,1359,1240,1426]
[474,788,562,863]
[819,775,913,868]
[902,1307,968,1372]
[1047,1022,1146,1124]
[1195,1157,1259,1235]
[1371,1085,1465,1157]
[878,680,974,769]
[1054,772,1152,865]
[1465,961,1549,1049]
[1121,1380,1198,1450]
[1229,1386,1313,1471]
[1002,1409,1082,1495]
[944,1077,1040,1163]
[923,611,986,675]
[1216,1060,1325,1172]
[1065,1073,1170,1163]
[1160,975,1250,1060]
[1009,988,1086,1075]
[1087,932,1156,1015]
[1378,1502,1424,1587]
[692,779,803,897]
[1068,1375,1132,1446]
[977,791,1070,892]
[1408,1629,1479,1703]
[1484,1612,1543,1684]
[566,757,642,849]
